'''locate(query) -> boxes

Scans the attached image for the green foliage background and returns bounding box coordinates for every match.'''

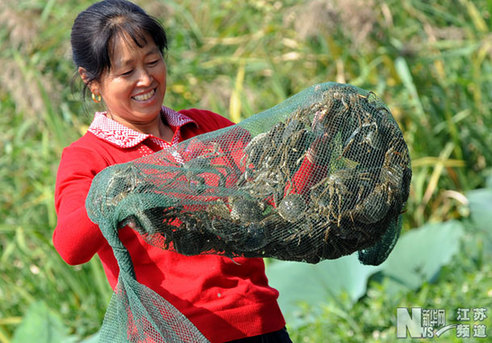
[0,0,491,342]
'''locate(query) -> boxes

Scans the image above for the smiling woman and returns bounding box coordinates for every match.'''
[72,0,170,139]
[83,34,170,139]
[53,0,292,342]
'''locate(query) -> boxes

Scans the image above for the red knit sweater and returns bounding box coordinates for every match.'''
[53,107,286,342]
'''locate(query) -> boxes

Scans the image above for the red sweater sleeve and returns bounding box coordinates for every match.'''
[53,141,109,265]
[178,108,236,139]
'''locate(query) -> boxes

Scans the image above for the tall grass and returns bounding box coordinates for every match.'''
[0,0,490,340]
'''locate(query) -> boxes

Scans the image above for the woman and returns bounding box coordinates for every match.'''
[54,0,292,342]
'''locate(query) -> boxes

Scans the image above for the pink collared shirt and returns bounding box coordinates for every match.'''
[88,106,195,148]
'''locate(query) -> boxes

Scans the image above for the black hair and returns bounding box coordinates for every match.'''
[71,0,168,98]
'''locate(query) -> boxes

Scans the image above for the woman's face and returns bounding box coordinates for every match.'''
[89,33,167,130]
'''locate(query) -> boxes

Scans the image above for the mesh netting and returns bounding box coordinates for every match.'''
[99,257,209,342]
[86,82,411,341]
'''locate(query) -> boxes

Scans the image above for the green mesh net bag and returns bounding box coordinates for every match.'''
[86,82,411,342]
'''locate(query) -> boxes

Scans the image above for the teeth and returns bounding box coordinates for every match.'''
[133,89,155,101]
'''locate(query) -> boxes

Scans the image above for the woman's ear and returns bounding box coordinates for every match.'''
[78,67,90,84]
[78,67,99,95]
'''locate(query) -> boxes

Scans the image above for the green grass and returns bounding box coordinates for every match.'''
[0,0,491,341]
[288,228,492,342]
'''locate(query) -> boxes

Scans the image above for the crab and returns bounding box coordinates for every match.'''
[202,195,269,254]
[228,195,266,224]
[310,168,376,227]
[104,163,148,208]
[159,142,233,194]
[310,169,355,226]
[341,121,384,163]
[276,193,307,223]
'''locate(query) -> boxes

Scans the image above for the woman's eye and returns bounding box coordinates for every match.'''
[148,60,159,66]
[121,69,133,76]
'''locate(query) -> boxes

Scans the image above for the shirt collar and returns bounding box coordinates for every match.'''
[87,106,196,148]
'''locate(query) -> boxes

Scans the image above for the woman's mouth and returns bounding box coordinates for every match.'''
[132,88,156,101]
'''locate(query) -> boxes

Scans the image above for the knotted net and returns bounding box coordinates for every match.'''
[86,82,411,342]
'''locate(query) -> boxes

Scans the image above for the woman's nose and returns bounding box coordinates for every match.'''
[136,68,152,85]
